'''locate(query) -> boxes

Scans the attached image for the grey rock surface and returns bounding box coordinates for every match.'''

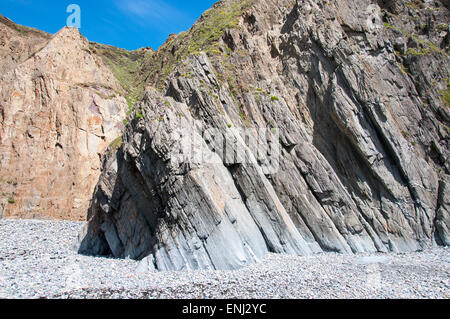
[0,201,5,219]
[79,0,449,270]
[437,177,450,245]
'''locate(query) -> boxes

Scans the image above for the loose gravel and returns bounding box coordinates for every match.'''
[0,219,448,299]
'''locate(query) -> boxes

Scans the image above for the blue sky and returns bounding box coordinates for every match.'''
[0,0,217,50]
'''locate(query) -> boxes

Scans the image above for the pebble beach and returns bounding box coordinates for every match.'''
[0,219,448,299]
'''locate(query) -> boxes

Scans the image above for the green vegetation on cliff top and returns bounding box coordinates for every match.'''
[90,42,151,107]
[93,0,253,109]
[97,0,254,149]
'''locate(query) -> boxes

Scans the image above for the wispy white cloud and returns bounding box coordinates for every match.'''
[114,0,188,29]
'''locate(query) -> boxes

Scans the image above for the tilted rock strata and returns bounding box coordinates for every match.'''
[80,0,450,270]
[0,24,127,220]
[75,0,450,268]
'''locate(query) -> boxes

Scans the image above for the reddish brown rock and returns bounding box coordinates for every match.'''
[0,22,127,220]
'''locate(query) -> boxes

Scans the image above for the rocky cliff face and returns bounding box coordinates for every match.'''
[0,17,129,220]
[3,0,448,270]
[79,0,450,271]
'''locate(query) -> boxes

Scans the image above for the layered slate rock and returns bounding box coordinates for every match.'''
[79,87,313,270]
[79,0,449,270]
